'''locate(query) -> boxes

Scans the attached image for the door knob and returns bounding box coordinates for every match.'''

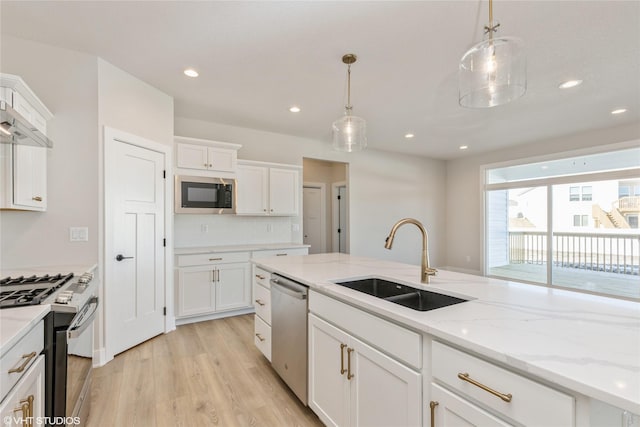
[115,254,134,261]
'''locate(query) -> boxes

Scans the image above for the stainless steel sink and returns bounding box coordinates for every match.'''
[335,277,467,311]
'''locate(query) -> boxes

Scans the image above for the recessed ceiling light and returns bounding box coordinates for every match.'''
[184,68,199,78]
[404,133,415,139]
[559,79,582,89]
[611,108,627,115]
[289,106,301,113]
[459,145,468,150]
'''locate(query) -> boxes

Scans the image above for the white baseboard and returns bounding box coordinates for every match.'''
[175,306,255,326]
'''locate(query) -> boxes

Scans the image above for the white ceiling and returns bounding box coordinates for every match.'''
[1,1,639,159]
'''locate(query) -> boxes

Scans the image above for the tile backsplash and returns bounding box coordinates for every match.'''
[174,214,299,248]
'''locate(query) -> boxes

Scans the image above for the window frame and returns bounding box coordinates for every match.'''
[480,142,640,301]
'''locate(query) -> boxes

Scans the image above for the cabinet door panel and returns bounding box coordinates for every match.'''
[269,167,298,215]
[309,314,350,427]
[430,383,513,427]
[350,336,422,427]
[176,267,215,317]
[216,262,251,311]
[13,144,46,210]
[176,143,209,170]
[0,355,44,427]
[207,147,236,172]
[236,165,268,214]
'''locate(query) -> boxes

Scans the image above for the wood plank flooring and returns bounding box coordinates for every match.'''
[88,314,324,426]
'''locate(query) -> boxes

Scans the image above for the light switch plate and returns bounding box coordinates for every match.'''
[69,227,89,242]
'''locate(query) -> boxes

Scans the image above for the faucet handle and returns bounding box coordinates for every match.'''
[424,267,438,276]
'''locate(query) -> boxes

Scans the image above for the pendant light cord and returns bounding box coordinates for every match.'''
[346,64,352,113]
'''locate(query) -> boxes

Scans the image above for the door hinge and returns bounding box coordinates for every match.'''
[338,228,341,233]
[163,307,167,316]
[163,170,166,179]
[163,238,166,247]
[337,195,341,200]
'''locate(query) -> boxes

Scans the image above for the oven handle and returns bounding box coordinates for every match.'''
[67,296,99,339]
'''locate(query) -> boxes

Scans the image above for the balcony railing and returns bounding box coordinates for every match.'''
[615,196,640,212]
[509,231,640,275]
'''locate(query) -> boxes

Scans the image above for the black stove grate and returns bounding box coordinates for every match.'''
[0,273,74,308]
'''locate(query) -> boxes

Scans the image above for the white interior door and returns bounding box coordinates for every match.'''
[106,130,166,357]
[303,184,326,254]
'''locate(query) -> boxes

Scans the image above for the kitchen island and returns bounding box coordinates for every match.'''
[253,253,640,426]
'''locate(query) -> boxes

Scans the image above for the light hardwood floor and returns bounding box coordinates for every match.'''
[87,314,324,426]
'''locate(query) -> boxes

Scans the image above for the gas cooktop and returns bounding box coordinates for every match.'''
[0,273,74,308]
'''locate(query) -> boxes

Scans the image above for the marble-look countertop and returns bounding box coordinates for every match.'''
[0,264,97,278]
[174,242,309,255]
[253,253,640,414]
[0,305,50,357]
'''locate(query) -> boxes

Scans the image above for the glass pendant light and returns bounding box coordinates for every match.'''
[332,54,367,152]
[459,0,526,108]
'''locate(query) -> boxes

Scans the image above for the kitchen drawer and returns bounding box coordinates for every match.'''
[177,251,250,267]
[253,283,271,324]
[254,315,271,361]
[252,247,308,259]
[309,290,421,370]
[432,341,575,426]
[0,320,44,402]
[253,266,271,288]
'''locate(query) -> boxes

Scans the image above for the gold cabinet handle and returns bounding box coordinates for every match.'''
[255,274,266,280]
[255,333,265,342]
[215,269,220,282]
[457,372,512,403]
[8,352,37,374]
[32,196,43,202]
[209,257,223,261]
[13,402,29,427]
[254,299,265,306]
[275,253,287,256]
[20,395,34,427]
[347,347,354,380]
[429,401,439,427]
[340,343,347,375]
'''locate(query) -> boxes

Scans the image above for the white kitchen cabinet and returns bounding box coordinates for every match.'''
[0,355,44,427]
[253,266,272,361]
[175,252,251,323]
[174,136,241,175]
[0,74,52,211]
[309,314,422,427]
[236,161,300,216]
[430,341,575,426]
[429,383,513,427]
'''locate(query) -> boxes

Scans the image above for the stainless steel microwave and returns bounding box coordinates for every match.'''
[175,175,236,214]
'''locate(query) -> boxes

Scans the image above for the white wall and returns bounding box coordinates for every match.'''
[445,123,640,274]
[175,117,447,267]
[0,35,99,269]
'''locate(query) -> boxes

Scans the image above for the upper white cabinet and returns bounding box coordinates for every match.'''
[236,160,300,216]
[174,136,241,175]
[0,74,52,211]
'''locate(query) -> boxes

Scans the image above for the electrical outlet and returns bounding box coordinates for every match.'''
[292,223,300,232]
[465,255,471,263]
[69,227,89,242]
[201,224,209,233]
[267,224,273,232]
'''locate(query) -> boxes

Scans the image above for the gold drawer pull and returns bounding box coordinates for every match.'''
[209,257,223,261]
[457,372,512,403]
[255,333,265,342]
[429,401,439,427]
[32,196,43,202]
[8,352,37,374]
[254,299,266,306]
[340,343,347,375]
[255,274,266,280]
[347,347,354,380]
[275,253,287,256]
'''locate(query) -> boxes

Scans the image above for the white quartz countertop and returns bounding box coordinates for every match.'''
[174,243,309,255]
[253,253,640,414]
[0,263,97,277]
[0,305,50,357]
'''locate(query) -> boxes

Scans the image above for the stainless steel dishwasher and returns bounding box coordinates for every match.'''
[270,273,308,405]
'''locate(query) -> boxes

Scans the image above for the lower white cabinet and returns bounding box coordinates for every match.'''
[176,257,251,319]
[0,355,44,427]
[309,314,421,427]
[429,383,512,427]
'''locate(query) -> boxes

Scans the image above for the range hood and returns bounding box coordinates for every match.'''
[0,101,53,148]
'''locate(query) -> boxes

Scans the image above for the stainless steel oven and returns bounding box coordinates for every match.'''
[0,268,98,426]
